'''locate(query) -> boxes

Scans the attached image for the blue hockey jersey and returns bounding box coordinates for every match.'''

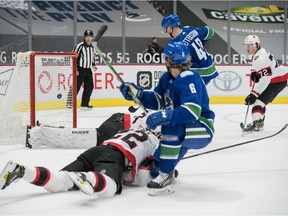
[172,26,218,85]
[140,69,215,146]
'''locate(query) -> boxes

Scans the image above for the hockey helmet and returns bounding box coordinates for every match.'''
[164,41,190,65]
[243,35,260,48]
[161,14,181,33]
[84,30,94,37]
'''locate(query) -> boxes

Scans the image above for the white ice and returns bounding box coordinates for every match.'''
[0,104,288,215]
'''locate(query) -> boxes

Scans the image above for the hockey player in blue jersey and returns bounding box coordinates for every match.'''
[161,14,218,85]
[120,41,215,195]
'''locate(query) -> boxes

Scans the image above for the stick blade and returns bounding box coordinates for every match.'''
[128,106,139,113]
[94,25,108,42]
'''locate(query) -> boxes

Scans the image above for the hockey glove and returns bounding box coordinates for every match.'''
[245,91,259,105]
[120,82,143,101]
[250,71,260,83]
[146,109,173,130]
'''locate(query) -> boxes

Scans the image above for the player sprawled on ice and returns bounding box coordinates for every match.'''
[120,41,215,195]
[243,35,288,133]
[161,14,218,85]
[0,114,161,198]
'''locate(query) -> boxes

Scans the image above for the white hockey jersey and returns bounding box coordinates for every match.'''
[251,48,288,94]
[102,129,158,184]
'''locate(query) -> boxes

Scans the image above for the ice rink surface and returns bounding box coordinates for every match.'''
[0,104,288,215]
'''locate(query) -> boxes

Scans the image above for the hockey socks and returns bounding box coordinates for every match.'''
[30,167,51,186]
[23,166,73,192]
[84,172,117,198]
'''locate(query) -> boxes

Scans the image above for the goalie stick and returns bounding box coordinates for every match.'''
[182,123,288,160]
[93,25,147,114]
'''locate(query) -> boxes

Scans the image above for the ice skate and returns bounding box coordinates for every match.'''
[243,119,264,134]
[65,171,94,195]
[147,171,176,196]
[0,161,25,190]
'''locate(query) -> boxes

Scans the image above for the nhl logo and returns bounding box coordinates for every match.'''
[137,71,152,89]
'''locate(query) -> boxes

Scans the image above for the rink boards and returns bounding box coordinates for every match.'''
[0,64,287,109]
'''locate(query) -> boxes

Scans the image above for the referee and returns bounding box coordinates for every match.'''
[67,30,97,109]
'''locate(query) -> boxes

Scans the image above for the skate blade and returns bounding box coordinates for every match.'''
[64,171,94,196]
[242,128,264,137]
[0,161,17,190]
[148,185,175,196]
[80,107,93,111]
[241,131,250,137]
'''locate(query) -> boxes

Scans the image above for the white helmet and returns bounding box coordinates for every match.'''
[243,35,260,48]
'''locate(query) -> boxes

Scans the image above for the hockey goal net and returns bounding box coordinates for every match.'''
[0,52,77,145]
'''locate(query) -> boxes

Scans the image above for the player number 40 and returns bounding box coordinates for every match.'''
[191,38,207,61]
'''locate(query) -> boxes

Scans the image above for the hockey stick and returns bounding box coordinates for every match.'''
[93,25,147,114]
[240,80,256,131]
[182,123,288,160]
[128,105,141,113]
[93,25,108,43]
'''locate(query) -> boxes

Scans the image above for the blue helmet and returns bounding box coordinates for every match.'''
[161,14,181,33]
[164,42,190,65]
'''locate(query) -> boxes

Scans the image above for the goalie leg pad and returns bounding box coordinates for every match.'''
[41,127,97,148]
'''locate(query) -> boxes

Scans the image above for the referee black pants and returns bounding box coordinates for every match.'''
[77,67,94,106]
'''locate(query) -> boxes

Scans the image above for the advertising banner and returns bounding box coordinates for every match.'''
[0,66,14,103]
[1,64,287,106]
[182,1,288,63]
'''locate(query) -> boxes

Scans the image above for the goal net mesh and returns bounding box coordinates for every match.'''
[0,52,77,145]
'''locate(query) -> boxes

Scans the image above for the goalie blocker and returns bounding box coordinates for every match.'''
[26,113,131,148]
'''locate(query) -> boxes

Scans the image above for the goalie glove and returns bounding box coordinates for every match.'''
[120,82,143,101]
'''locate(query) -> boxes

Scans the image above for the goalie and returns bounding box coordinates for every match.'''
[0,114,165,198]
[26,113,131,149]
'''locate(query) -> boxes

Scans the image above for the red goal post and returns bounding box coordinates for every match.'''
[0,51,77,145]
[30,52,77,127]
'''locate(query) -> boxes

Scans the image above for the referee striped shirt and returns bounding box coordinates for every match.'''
[73,42,96,69]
